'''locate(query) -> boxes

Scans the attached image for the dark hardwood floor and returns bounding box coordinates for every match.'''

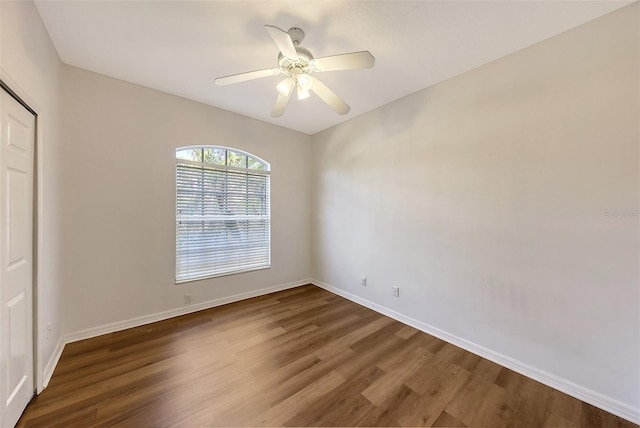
[18,285,637,427]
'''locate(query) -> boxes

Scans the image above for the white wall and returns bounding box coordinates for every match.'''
[312,3,639,419]
[61,66,312,336]
[0,0,64,390]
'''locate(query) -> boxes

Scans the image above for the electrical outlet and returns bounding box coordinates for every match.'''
[393,286,400,297]
[361,277,367,287]
[184,293,192,305]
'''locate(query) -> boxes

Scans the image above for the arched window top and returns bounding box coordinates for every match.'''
[176,146,269,171]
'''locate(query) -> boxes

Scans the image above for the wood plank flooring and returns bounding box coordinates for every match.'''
[17,285,637,427]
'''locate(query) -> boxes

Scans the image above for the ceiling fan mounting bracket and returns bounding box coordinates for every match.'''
[287,27,305,45]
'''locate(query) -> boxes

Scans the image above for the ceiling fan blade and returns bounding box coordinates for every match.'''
[265,25,298,60]
[215,68,280,86]
[271,79,295,117]
[312,51,375,72]
[311,77,351,115]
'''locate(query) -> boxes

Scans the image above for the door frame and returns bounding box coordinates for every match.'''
[0,69,44,403]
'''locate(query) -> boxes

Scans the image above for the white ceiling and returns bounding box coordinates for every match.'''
[35,0,633,135]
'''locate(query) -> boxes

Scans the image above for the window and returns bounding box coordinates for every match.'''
[175,146,270,282]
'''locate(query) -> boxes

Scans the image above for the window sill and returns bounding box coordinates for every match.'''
[175,265,271,285]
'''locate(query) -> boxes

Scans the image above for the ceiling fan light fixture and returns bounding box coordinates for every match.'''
[297,84,310,100]
[297,73,313,91]
[276,77,293,96]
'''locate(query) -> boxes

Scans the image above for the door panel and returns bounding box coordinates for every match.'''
[7,291,27,403]
[7,169,28,269]
[1,89,35,428]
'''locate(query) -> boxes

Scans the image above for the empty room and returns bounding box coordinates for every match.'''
[0,0,638,427]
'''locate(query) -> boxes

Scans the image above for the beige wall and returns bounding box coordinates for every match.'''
[312,4,639,417]
[61,66,312,335]
[1,0,64,390]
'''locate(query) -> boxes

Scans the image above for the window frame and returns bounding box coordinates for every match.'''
[175,145,271,284]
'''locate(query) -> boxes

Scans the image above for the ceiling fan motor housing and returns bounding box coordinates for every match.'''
[278,46,314,75]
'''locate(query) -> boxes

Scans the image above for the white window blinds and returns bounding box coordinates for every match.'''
[176,147,270,282]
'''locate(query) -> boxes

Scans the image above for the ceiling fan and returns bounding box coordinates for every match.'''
[214,25,375,117]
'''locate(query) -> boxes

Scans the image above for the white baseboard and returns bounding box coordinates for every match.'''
[42,337,65,390]
[64,279,311,344]
[311,279,640,425]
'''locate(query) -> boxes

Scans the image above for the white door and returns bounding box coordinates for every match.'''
[0,89,35,428]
